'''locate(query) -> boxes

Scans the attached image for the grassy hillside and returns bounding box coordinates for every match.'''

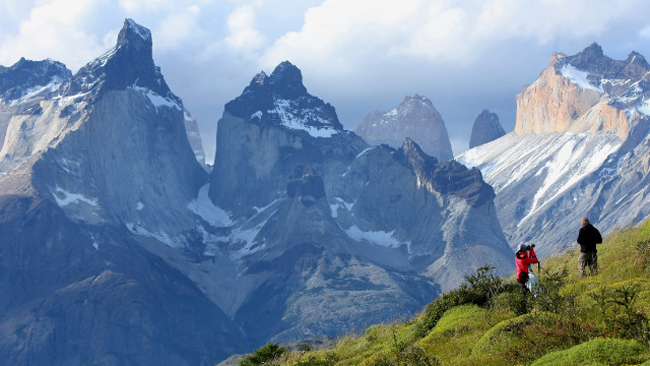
[235,220,650,366]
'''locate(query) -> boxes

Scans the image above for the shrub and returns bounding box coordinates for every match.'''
[504,317,599,365]
[530,338,650,366]
[291,352,338,366]
[363,339,439,366]
[589,282,650,345]
[239,343,287,366]
[503,287,531,316]
[533,267,570,314]
[417,265,504,336]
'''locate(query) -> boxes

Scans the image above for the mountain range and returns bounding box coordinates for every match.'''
[459,43,650,255]
[3,17,650,365]
[0,19,513,365]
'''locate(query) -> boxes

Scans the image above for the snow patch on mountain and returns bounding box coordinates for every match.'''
[559,64,604,93]
[229,223,268,261]
[9,77,65,105]
[131,85,182,112]
[53,186,99,207]
[522,135,620,221]
[269,98,339,138]
[458,132,623,224]
[188,184,232,227]
[636,97,650,115]
[344,225,409,249]
[329,197,356,218]
[126,222,180,248]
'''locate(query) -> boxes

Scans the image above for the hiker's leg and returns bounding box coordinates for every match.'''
[591,253,598,275]
[520,281,527,294]
[578,253,588,278]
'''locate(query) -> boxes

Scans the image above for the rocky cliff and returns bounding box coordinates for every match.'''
[459,43,650,255]
[515,43,648,138]
[355,94,454,161]
[0,19,241,365]
[469,110,505,148]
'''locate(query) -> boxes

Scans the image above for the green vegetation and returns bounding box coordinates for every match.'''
[239,343,287,366]
[238,220,650,365]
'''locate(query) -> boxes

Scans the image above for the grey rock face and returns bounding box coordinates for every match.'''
[0,19,227,365]
[355,94,454,161]
[184,113,208,169]
[469,110,505,148]
[0,196,245,366]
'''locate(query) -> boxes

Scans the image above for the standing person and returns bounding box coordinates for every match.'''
[515,243,538,294]
[577,217,602,277]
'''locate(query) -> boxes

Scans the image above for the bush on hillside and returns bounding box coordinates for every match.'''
[503,316,599,365]
[291,352,338,366]
[589,282,650,345]
[417,265,505,337]
[533,267,570,314]
[239,343,287,366]
[363,336,439,366]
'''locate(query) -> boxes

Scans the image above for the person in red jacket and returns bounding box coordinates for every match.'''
[515,243,538,294]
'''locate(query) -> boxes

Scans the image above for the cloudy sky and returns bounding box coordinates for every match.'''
[2,0,650,163]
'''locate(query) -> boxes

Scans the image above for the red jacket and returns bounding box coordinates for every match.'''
[515,249,538,283]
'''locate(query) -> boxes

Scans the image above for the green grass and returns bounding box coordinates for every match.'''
[530,338,649,366]
[239,220,650,366]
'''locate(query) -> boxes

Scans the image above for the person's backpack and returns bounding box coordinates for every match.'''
[526,264,541,296]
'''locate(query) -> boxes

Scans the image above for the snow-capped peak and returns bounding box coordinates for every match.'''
[125,18,151,42]
[224,61,344,138]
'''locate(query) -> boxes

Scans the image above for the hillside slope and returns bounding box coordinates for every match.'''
[239,219,650,366]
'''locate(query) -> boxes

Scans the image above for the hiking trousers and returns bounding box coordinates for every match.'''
[579,251,598,277]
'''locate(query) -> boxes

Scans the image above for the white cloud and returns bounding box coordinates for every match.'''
[225,5,264,51]
[261,0,648,74]
[0,0,112,70]
[155,5,204,51]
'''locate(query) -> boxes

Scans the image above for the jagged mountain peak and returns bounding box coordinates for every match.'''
[554,42,650,82]
[117,18,152,48]
[223,61,343,136]
[401,94,434,109]
[517,44,650,137]
[246,61,308,99]
[580,42,604,58]
[626,51,649,66]
[268,60,308,99]
[355,94,453,161]
[469,109,505,148]
[394,137,493,207]
[396,137,438,176]
[69,18,177,104]
[0,57,71,103]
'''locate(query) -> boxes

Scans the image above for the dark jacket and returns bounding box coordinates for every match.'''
[577,224,602,253]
